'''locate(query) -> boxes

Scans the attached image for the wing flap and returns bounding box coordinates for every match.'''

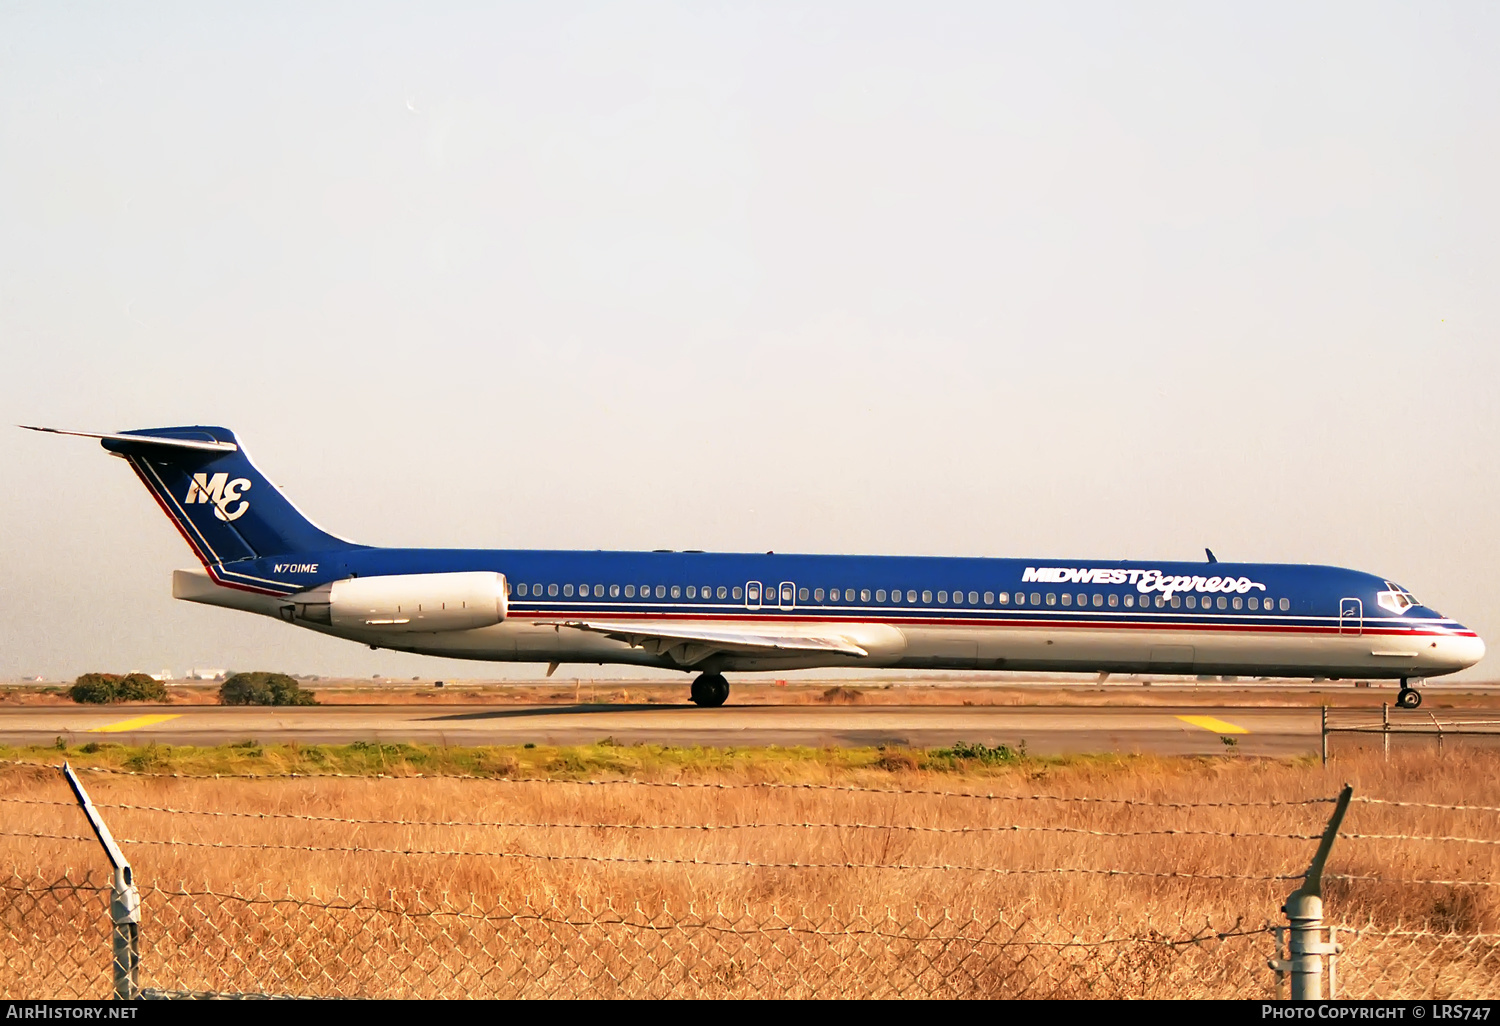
[550,620,869,666]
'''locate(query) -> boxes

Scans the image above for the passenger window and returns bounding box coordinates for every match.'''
[1216,596,1227,610]
[860,589,871,602]
[1279,598,1290,611]
[1171,596,1181,608]
[654,585,665,598]
[732,587,743,600]
[533,584,542,597]
[799,587,809,601]
[814,588,824,601]
[717,586,728,599]
[1108,594,1118,607]
[563,584,574,597]
[545,583,557,597]
[998,592,1009,605]
[1046,593,1057,606]
[1185,596,1196,609]
[1077,593,1086,606]
[1013,593,1023,606]
[984,591,994,604]
[592,584,602,597]
[1092,594,1102,608]
[1061,593,1072,606]
[624,585,635,598]
[968,591,979,604]
[1123,594,1134,607]
[907,590,917,602]
[610,584,620,598]
[1247,597,1258,610]
[937,591,948,604]
[670,586,681,599]
[1157,596,1166,608]
[1232,596,1243,610]
[1030,592,1041,605]
[876,589,886,602]
[922,590,933,603]
[686,586,696,598]
[517,583,528,596]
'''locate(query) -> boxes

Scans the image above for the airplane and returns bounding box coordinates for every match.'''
[24,424,1484,710]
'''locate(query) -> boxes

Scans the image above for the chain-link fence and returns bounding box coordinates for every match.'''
[1327,923,1500,1000]
[3,760,1498,1000]
[2,873,1277,999]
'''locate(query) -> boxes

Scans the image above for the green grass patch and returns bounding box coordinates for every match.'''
[0,739,1259,783]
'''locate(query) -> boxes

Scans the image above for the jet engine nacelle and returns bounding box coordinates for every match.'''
[292,571,508,632]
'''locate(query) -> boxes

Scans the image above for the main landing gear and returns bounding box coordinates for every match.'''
[1397,678,1423,709]
[691,672,730,708]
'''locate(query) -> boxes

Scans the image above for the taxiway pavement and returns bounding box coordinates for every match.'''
[0,703,1366,756]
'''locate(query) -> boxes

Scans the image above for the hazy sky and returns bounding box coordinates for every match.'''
[3,2,1498,681]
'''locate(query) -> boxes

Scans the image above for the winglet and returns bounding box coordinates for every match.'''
[1205,548,1218,563]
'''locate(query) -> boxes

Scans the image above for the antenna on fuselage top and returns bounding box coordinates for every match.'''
[1205,548,1218,563]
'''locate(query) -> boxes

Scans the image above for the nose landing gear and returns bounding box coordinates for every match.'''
[1397,678,1422,709]
[690,672,730,708]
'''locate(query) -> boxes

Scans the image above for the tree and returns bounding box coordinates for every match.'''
[68,672,169,704]
[218,672,318,706]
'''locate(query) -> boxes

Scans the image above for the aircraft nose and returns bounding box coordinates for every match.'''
[1443,631,1485,671]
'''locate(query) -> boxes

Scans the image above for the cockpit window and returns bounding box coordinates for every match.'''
[1376,581,1419,615]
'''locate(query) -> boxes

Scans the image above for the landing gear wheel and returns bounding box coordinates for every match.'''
[691,673,730,708]
[1397,687,1422,709]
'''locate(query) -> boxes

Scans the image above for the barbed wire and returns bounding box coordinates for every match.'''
[0,797,1335,839]
[1326,873,1500,888]
[0,829,1309,881]
[8,797,1499,846]
[0,761,1339,808]
[18,799,1500,850]
[1352,797,1500,814]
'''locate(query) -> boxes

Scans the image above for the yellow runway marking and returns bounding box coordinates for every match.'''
[88,714,182,733]
[1176,715,1249,734]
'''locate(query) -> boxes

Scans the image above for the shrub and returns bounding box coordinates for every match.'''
[116,674,168,702]
[931,740,1026,765]
[218,672,318,706]
[68,672,168,704]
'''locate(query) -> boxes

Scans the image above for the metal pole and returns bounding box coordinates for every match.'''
[1271,783,1352,999]
[1321,706,1328,765]
[61,763,139,1000]
[1382,703,1389,762]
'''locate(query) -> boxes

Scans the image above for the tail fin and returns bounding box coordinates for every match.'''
[25,425,359,569]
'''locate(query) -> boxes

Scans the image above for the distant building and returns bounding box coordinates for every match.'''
[185,668,226,681]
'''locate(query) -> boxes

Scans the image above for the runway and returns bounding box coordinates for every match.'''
[0,702,1357,756]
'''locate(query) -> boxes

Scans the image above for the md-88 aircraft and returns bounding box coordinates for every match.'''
[27,425,1484,709]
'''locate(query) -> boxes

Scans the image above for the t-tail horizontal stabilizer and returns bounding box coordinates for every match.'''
[20,425,361,579]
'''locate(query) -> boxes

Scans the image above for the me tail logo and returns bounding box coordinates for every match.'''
[185,472,252,521]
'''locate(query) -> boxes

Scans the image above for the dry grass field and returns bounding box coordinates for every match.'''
[2,744,1497,997]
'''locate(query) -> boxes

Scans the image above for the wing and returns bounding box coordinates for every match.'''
[548,620,869,667]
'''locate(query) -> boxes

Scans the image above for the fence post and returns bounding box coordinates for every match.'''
[1321,706,1328,765]
[1382,703,1389,762]
[61,763,140,999]
[1270,783,1352,999]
